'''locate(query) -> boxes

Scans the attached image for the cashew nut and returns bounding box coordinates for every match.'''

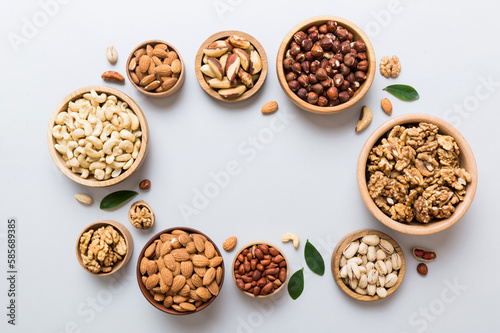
[119,140,133,154]
[52,125,63,140]
[86,136,103,150]
[281,232,300,249]
[356,106,373,132]
[103,139,120,155]
[120,130,135,142]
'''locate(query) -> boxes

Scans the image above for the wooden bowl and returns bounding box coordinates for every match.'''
[195,30,268,103]
[76,220,134,276]
[357,114,478,235]
[232,241,289,298]
[136,227,225,315]
[47,86,149,187]
[331,229,405,302]
[276,16,376,114]
[126,40,185,98]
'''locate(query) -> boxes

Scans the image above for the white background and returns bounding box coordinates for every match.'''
[1,0,499,332]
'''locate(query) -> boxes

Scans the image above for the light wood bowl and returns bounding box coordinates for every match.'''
[76,220,134,276]
[195,30,268,103]
[276,16,376,114]
[136,227,225,315]
[231,241,289,298]
[357,114,478,235]
[331,229,405,302]
[47,86,149,187]
[126,40,185,98]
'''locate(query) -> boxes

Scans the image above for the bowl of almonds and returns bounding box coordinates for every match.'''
[136,227,224,315]
[331,229,405,301]
[232,241,289,298]
[126,40,185,98]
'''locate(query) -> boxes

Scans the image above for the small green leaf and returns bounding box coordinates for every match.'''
[304,240,325,275]
[383,84,420,101]
[288,268,304,300]
[100,190,138,210]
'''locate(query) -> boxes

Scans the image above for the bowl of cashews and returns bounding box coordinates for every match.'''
[47,86,149,187]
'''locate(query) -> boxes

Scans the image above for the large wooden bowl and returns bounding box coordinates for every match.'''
[276,16,376,114]
[136,227,225,315]
[195,30,268,103]
[126,39,185,98]
[47,86,149,187]
[357,114,478,235]
[76,220,134,277]
[331,229,405,302]
[231,241,289,298]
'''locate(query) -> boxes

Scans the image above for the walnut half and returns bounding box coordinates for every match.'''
[129,200,155,229]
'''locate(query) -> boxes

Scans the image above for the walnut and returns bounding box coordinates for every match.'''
[379,55,401,78]
[395,146,416,171]
[129,201,155,229]
[390,203,414,223]
[79,229,93,254]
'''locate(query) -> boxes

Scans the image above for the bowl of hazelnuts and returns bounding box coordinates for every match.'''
[277,16,376,114]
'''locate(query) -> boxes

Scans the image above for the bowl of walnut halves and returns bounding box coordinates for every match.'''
[357,114,477,235]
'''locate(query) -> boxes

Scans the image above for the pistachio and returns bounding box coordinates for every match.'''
[347,257,363,266]
[378,275,386,288]
[340,255,347,268]
[376,287,388,298]
[385,273,398,288]
[367,269,379,284]
[355,287,367,295]
[376,249,387,260]
[367,246,377,262]
[375,260,388,276]
[343,240,359,259]
[367,284,376,296]
[358,274,368,289]
[379,239,395,254]
[339,265,348,279]
[385,258,393,274]
[348,262,361,280]
[361,235,380,246]
[391,253,402,270]
[358,242,368,255]
[349,277,358,290]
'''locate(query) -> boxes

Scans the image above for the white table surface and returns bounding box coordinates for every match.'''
[1,0,499,332]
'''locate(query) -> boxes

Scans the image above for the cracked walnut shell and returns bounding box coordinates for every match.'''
[129,200,155,229]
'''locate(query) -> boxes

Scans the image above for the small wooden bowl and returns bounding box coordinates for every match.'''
[47,86,149,187]
[76,220,134,276]
[136,227,225,315]
[128,200,155,230]
[276,16,376,114]
[331,229,405,302]
[126,40,185,98]
[357,114,478,235]
[195,30,268,103]
[231,241,289,298]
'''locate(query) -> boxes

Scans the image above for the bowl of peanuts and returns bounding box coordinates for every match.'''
[47,86,149,187]
[136,227,225,315]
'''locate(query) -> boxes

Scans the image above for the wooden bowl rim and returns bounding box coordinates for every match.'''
[125,39,186,98]
[357,114,478,235]
[136,227,225,315]
[231,241,289,298]
[47,85,149,187]
[276,15,376,114]
[75,220,134,277]
[194,30,268,103]
[331,229,406,302]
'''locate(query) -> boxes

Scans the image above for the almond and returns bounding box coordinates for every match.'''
[171,275,186,293]
[173,295,188,304]
[192,274,203,288]
[144,242,156,258]
[146,260,158,276]
[146,44,153,57]
[139,74,155,87]
[145,80,161,91]
[140,257,149,275]
[160,233,175,242]
[180,261,194,278]
[161,77,178,91]
[216,266,223,285]
[101,71,125,82]
[192,255,209,267]
[178,284,191,297]
[179,233,191,246]
[171,248,190,262]
[154,64,172,77]
[207,280,219,296]
[204,241,216,259]
[196,287,212,300]
[186,242,197,254]
[171,59,182,74]
[203,267,216,286]
[163,254,175,270]
[130,72,139,85]
[381,98,393,115]
[192,234,205,253]
[134,48,145,58]
[194,266,206,277]
[160,267,173,286]
[154,43,168,51]
[128,57,137,71]
[179,302,196,312]
[152,48,168,59]
[261,101,278,114]
[152,56,162,67]
[139,55,151,73]
[209,256,223,268]
[145,274,160,290]
[159,241,172,256]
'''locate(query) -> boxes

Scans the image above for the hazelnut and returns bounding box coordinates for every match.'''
[351,81,360,91]
[311,83,324,95]
[329,58,340,69]
[357,60,369,72]
[295,53,306,63]
[319,24,328,34]
[285,72,297,82]
[332,40,341,54]
[308,32,319,43]
[311,45,324,58]
[339,80,350,91]
[333,74,344,87]
[326,86,339,100]
[306,92,318,105]
[301,60,311,74]
[324,65,333,77]
[305,51,314,62]
[339,63,351,76]
[348,32,354,41]
[357,52,367,61]
[333,53,343,63]
[292,62,302,75]
[301,39,313,51]
[354,71,367,82]
[353,41,366,52]
[326,20,337,33]
[308,73,318,85]
[338,91,350,103]
[349,49,358,57]
[297,74,309,88]
[316,68,328,81]
[320,38,333,51]
[310,60,320,74]
[283,57,295,71]
[340,41,351,54]
[337,28,348,41]
[320,77,333,89]
[345,72,355,84]
[329,98,340,106]
[297,88,308,100]
[139,179,151,190]
[288,80,300,92]
[290,44,301,57]
[323,51,334,59]
[320,58,329,69]
[293,31,307,45]
[417,263,428,276]
[344,53,356,67]
[317,96,328,107]
[347,87,354,97]
[307,26,319,34]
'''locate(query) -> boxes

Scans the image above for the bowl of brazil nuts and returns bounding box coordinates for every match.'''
[126,40,185,98]
[232,241,289,298]
[47,86,149,187]
[357,114,478,235]
[276,16,376,114]
[332,229,405,301]
[76,220,134,276]
[195,30,268,103]
[136,227,225,315]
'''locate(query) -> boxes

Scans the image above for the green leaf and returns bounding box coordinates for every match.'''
[288,268,304,300]
[383,84,420,101]
[100,190,138,210]
[304,240,325,275]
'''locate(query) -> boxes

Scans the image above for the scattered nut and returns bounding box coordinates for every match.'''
[413,248,437,262]
[106,46,118,64]
[381,98,392,115]
[101,71,125,83]
[139,179,151,190]
[261,101,278,114]
[222,236,237,251]
[281,232,300,248]
[380,55,401,78]
[417,263,428,276]
[129,200,155,229]
[356,106,372,132]
[75,193,93,205]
